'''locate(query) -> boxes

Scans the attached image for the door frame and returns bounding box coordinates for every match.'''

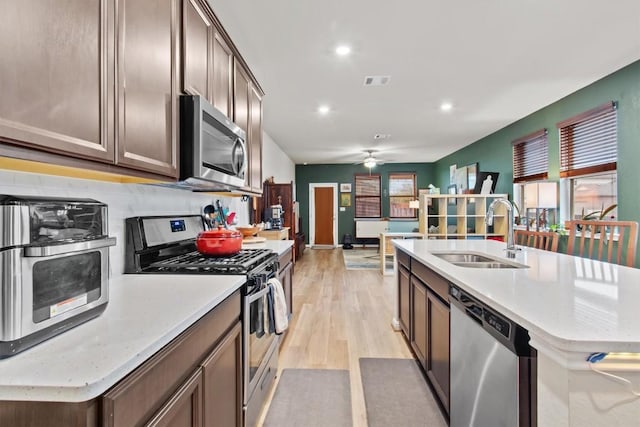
[309,183,338,248]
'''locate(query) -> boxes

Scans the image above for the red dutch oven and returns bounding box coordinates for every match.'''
[195,227,242,256]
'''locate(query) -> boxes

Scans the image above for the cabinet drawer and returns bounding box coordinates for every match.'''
[102,290,240,427]
[397,250,410,270]
[412,262,449,303]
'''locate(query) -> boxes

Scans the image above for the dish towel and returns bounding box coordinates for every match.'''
[268,277,289,334]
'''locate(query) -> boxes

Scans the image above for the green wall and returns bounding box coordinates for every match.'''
[434,59,640,266]
[295,163,436,243]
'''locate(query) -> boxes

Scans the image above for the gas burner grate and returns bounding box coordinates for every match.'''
[148,248,274,274]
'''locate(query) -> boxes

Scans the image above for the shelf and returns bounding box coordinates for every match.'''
[418,193,509,240]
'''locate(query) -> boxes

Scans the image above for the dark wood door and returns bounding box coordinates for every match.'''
[411,276,428,368]
[398,264,411,338]
[116,0,178,177]
[201,322,242,427]
[212,32,233,118]
[314,187,334,245]
[248,85,263,192]
[0,0,115,162]
[182,0,213,102]
[145,370,203,427]
[427,292,450,414]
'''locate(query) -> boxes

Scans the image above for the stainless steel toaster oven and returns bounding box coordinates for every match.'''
[0,195,116,358]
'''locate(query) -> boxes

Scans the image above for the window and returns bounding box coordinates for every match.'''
[355,174,381,218]
[389,173,417,218]
[512,129,548,183]
[557,101,618,220]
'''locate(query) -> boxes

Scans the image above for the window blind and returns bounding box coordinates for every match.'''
[355,174,381,218]
[512,129,548,183]
[389,173,416,218]
[557,101,617,178]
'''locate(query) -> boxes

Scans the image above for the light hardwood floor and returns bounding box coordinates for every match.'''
[257,248,414,427]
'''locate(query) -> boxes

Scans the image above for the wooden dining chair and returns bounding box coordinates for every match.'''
[565,220,639,267]
[514,229,560,252]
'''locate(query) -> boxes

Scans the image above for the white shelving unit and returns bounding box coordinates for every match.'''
[418,194,509,240]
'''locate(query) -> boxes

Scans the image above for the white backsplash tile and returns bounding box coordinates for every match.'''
[0,169,251,276]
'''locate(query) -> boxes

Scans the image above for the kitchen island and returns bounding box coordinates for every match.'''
[393,238,640,426]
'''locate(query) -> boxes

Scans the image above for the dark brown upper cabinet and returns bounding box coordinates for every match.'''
[182,0,213,102]
[248,85,263,192]
[212,32,233,118]
[0,0,115,163]
[116,0,179,177]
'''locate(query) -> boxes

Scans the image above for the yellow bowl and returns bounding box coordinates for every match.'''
[235,225,262,237]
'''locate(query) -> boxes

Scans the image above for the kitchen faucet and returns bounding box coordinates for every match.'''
[486,199,518,253]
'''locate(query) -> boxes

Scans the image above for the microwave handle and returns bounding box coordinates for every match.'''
[24,237,117,257]
[231,137,247,177]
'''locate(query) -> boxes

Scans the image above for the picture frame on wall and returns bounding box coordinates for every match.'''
[340,183,352,192]
[474,172,500,194]
[447,184,457,205]
[340,193,351,207]
[467,163,478,192]
[449,164,457,184]
[455,166,468,193]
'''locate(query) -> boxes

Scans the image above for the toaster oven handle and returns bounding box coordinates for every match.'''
[24,237,117,257]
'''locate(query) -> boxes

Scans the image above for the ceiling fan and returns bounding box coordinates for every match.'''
[354,150,385,168]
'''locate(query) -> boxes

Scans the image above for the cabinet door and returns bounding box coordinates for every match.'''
[0,0,115,162]
[116,0,178,177]
[201,322,242,427]
[398,265,411,338]
[427,292,450,414]
[410,276,428,368]
[145,370,203,427]
[212,32,233,118]
[182,0,212,101]
[233,59,250,186]
[248,85,263,192]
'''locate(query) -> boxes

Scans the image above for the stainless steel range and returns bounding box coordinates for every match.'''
[124,214,280,427]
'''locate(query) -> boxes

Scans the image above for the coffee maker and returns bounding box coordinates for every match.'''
[269,204,283,229]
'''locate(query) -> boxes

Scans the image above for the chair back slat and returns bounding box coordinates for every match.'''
[566,220,638,267]
[514,230,559,252]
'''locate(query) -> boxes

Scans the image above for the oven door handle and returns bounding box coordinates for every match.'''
[24,237,117,257]
[247,285,271,304]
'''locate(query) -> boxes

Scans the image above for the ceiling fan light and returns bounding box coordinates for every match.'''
[364,159,376,168]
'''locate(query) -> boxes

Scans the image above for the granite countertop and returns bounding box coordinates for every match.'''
[0,274,245,402]
[393,239,640,354]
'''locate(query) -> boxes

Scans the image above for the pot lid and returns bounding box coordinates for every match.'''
[198,227,241,239]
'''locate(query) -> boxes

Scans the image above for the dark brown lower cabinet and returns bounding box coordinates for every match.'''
[0,290,242,427]
[411,277,428,367]
[202,322,242,427]
[146,370,203,427]
[396,250,450,415]
[398,264,411,337]
[427,291,450,412]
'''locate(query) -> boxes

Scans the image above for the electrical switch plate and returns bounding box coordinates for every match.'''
[340,207,346,212]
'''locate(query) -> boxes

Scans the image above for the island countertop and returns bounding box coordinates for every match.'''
[0,273,245,402]
[393,239,640,355]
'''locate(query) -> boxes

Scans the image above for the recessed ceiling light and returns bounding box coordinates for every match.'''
[335,45,351,56]
[440,102,454,112]
[318,105,330,115]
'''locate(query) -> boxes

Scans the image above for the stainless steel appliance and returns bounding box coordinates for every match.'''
[268,204,283,229]
[125,215,280,427]
[0,195,116,358]
[180,95,247,191]
[450,285,536,427]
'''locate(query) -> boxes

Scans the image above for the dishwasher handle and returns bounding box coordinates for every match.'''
[451,285,484,325]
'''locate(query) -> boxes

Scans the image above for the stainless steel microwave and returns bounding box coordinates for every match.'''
[180,95,247,190]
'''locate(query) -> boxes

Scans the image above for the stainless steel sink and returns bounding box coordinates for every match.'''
[432,252,528,269]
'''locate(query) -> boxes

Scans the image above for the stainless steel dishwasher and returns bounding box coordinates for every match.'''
[450,285,536,427]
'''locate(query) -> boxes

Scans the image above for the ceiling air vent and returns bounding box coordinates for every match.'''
[363,75,391,86]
